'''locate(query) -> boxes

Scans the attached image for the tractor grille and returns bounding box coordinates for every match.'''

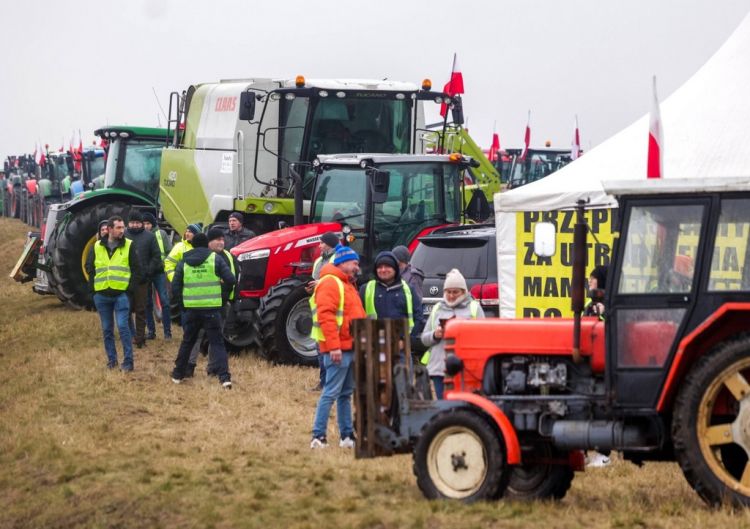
[238,256,268,292]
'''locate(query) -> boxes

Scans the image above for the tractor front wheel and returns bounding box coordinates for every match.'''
[673,335,750,507]
[52,201,132,309]
[413,409,509,502]
[259,278,318,366]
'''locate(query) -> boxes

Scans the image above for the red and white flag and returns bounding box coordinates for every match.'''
[33,143,40,164]
[440,53,465,117]
[78,129,83,154]
[520,111,531,160]
[40,143,47,166]
[647,76,663,179]
[488,126,500,162]
[571,115,581,160]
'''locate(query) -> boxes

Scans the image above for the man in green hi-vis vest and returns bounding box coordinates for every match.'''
[170,233,236,389]
[85,215,141,371]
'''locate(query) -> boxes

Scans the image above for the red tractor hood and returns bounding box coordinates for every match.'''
[230,222,342,257]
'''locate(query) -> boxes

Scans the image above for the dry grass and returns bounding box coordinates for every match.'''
[3,216,750,529]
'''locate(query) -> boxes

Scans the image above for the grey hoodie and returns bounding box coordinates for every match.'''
[421,294,484,377]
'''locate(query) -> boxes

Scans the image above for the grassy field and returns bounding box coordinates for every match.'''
[3,216,750,529]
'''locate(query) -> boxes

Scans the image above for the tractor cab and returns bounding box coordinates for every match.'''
[499,148,573,189]
[308,153,477,275]
[95,127,167,200]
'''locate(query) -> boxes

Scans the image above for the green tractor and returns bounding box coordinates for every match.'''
[22,126,167,308]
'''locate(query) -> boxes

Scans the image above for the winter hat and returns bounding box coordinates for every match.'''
[589,265,608,290]
[186,223,202,235]
[207,227,225,242]
[127,210,143,223]
[229,212,244,222]
[392,245,411,264]
[98,219,109,231]
[320,231,339,248]
[142,212,157,225]
[443,268,468,291]
[373,251,398,272]
[333,243,359,265]
[191,233,208,248]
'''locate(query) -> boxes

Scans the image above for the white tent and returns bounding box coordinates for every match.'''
[494,13,750,318]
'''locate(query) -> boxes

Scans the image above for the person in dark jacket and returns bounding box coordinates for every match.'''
[359,251,423,344]
[170,233,236,388]
[143,212,172,340]
[224,212,256,251]
[125,210,162,347]
[392,245,425,304]
[85,215,142,371]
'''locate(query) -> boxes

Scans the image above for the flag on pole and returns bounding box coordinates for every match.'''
[520,111,531,160]
[78,129,83,154]
[40,143,47,167]
[33,143,40,165]
[439,53,465,117]
[488,124,500,162]
[59,137,65,152]
[647,75,663,179]
[571,115,581,160]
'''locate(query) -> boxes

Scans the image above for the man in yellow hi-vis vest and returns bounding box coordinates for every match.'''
[170,233,236,388]
[85,215,141,371]
[309,244,366,449]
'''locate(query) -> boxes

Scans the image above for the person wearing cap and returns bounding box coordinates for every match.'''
[420,268,483,399]
[85,215,141,371]
[309,244,366,448]
[224,212,256,251]
[143,212,173,340]
[359,250,423,350]
[185,227,238,377]
[97,219,109,241]
[170,233,235,389]
[164,223,201,282]
[125,210,162,348]
[392,245,425,304]
[305,231,340,391]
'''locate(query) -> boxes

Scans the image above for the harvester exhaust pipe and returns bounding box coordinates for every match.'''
[571,199,588,364]
[289,164,304,226]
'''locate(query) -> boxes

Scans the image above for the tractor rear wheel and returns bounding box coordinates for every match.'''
[505,441,574,501]
[52,201,132,309]
[413,409,509,502]
[259,278,318,366]
[673,335,750,507]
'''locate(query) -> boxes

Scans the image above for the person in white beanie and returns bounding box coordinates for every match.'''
[420,268,484,398]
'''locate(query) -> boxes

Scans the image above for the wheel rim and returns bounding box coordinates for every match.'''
[427,425,488,499]
[285,298,317,358]
[80,234,97,282]
[697,356,750,495]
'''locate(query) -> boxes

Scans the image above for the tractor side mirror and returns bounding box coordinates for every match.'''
[369,169,390,204]
[533,222,556,257]
[239,92,256,121]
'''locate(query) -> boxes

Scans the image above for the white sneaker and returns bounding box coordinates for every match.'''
[171,377,182,384]
[339,436,355,449]
[222,380,232,390]
[310,436,328,449]
[586,452,611,468]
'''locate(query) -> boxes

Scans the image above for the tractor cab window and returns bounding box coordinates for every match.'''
[708,198,750,291]
[106,139,163,199]
[618,204,705,295]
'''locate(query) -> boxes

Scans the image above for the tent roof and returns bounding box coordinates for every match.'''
[496,13,750,213]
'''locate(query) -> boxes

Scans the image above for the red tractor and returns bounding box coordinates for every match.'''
[354,177,750,507]
[226,153,488,364]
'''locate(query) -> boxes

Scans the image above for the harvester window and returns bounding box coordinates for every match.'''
[617,204,704,294]
[708,198,750,291]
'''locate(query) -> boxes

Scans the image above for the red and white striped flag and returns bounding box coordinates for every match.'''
[439,53,465,117]
[520,111,531,160]
[33,143,40,164]
[647,76,663,179]
[571,115,581,160]
[78,129,83,154]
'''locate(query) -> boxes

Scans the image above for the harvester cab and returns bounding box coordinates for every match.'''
[161,76,455,237]
[224,153,478,364]
[353,176,750,508]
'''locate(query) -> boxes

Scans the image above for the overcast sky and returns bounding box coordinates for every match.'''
[1,0,748,160]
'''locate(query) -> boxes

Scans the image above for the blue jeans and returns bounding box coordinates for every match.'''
[312,351,354,439]
[317,346,326,388]
[146,272,172,337]
[93,292,133,367]
[431,376,445,400]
